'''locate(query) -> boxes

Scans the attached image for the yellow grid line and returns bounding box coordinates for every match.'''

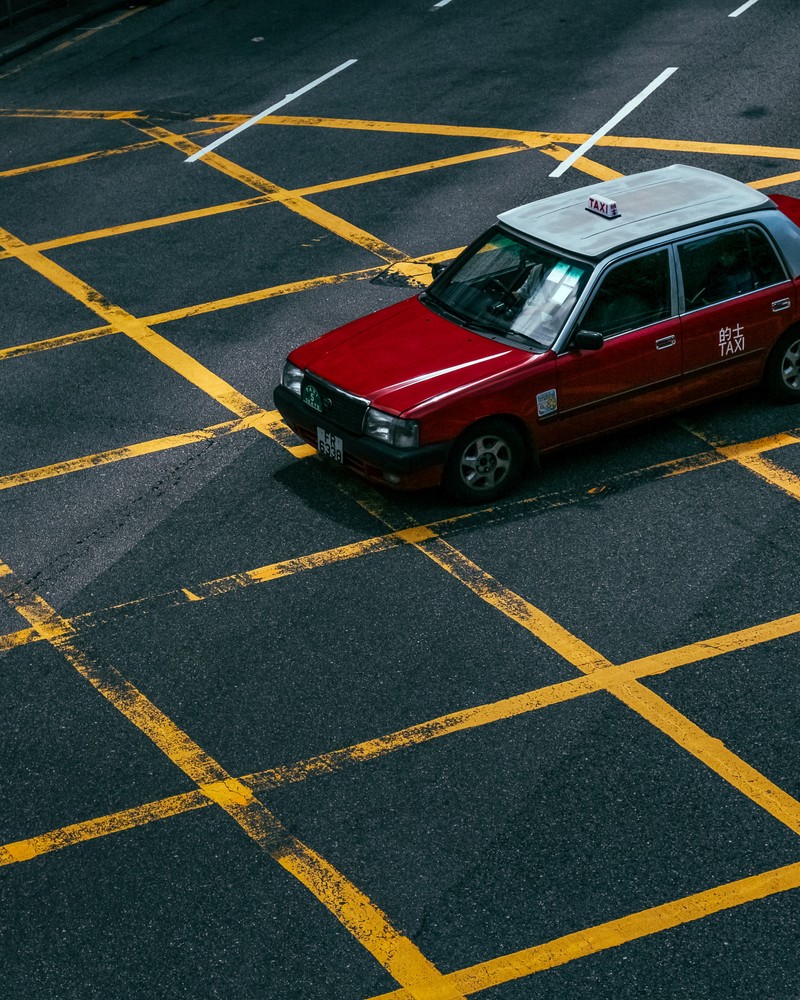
[0,426,794,648]
[0,417,252,491]
[4,606,800,868]
[0,559,464,999]
[3,106,800,996]
[0,144,524,261]
[0,223,315,459]
[128,122,409,263]
[367,859,800,999]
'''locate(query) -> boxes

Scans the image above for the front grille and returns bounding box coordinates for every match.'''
[300,373,370,434]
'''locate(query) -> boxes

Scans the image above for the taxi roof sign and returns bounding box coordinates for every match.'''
[586,194,619,219]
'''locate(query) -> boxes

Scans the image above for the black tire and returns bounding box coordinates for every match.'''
[443,419,527,503]
[765,328,800,403]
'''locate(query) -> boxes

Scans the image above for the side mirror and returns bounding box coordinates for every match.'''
[430,261,449,280]
[572,330,604,351]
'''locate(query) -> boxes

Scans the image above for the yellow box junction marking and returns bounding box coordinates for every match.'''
[367,860,800,999]
[0,560,465,1000]
[128,122,409,263]
[683,425,800,502]
[3,604,800,920]
[338,479,800,838]
[3,105,800,997]
[0,224,315,458]
[0,418,251,491]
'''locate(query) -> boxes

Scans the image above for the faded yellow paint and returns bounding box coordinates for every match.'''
[198,112,557,148]
[416,534,611,673]
[0,561,460,998]
[368,861,800,999]
[0,790,209,865]
[0,224,302,451]
[5,598,800,869]
[0,418,250,491]
[132,123,408,263]
[0,140,161,178]
[0,323,117,362]
[537,143,624,181]
[749,170,800,190]
[388,530,800,837]
[686,425,800,502]
[0,108,142,119]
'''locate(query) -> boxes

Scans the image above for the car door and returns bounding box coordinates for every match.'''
[554,248,681,444]
[677,225,796,405]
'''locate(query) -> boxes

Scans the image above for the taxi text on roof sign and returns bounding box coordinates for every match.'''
[587,194,620,219]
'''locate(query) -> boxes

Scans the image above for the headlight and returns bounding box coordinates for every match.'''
[282,361,304,396]
[364,408,419,448]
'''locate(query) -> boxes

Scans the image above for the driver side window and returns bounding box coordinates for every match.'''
[580,249,672,337]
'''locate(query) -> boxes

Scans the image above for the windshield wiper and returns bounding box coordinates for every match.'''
[467,320,548,350]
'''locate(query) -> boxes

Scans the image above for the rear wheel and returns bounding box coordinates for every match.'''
[443,419,526,503]
[765,328,800,402]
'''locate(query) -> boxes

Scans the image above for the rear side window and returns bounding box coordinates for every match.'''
[580,249,672,337]
[678,227,786,309]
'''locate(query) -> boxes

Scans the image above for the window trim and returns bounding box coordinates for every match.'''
[562,245,678,350]
[674,222,790,317]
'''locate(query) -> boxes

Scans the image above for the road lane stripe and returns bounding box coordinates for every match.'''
[0,419,250,491]
[596,135,800,159]
[3,107,799,163]
[133,123,407,262]
[197,113,556,147]
[186,60,358,162]
[0,562,463,999]
[0,145,524,261]
[729,0,760,15]
[718,451,800,502]
[537,143,623,181]
[749,170,800,190]
[325,475,800,837]
[0,128,231,180]
[0,267,390,363]
[420,537,800,833]
[684,425,800,502]
[0,224,311,453]
[416,534,610,673]
[0,428,792,646]
[0,140,161,178]
[368,860,800,999]
[550,67,678,177]
[4,602,800,866]
[0,108,141,119]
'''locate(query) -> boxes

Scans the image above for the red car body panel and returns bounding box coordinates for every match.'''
[290,296,533,418]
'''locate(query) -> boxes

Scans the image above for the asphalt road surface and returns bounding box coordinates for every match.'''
[1,1,799,997]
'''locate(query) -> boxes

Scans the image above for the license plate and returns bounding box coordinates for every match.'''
[316,427,343,463]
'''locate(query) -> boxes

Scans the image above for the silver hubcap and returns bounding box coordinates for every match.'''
[459,434,512,491]
[781,339,800,390]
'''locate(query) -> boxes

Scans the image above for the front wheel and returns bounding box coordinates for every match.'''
[765,328,800,402]
[443,419,527,503]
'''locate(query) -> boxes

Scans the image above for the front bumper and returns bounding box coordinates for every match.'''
[273,385,449,489]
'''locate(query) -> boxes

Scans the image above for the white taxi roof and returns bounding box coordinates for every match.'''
[498,165,774,260]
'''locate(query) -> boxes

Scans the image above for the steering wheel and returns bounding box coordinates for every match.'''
[485,278,515,306]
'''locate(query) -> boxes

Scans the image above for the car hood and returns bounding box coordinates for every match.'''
[290,295,537,414]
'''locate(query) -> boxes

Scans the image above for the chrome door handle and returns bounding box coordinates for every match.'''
[772,298,791,312]
[655,335,676,350]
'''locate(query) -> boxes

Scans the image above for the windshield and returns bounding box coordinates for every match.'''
[426,229,592,350]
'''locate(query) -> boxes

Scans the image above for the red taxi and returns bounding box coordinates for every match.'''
[274,165,800,502]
